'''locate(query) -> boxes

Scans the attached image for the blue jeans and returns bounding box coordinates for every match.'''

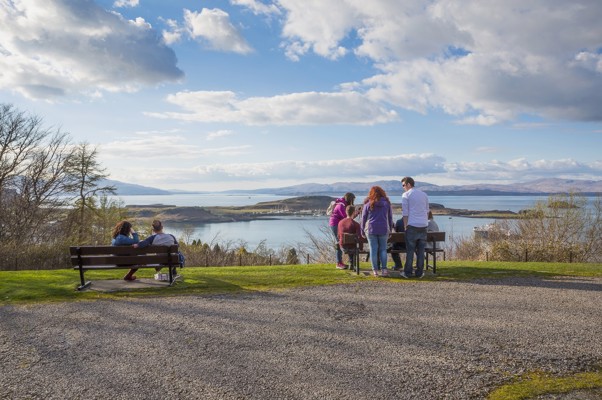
[367,234,388,271]
[330,225,343,264]
[405,226,426,276]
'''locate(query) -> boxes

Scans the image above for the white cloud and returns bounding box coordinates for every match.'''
[100,134,252,161]
[444,158,602,182]
[207,130,235,140]
[0,0,183,100]
[184,8,253,54]
[113,0,139,8]
[150,153,444,182]
[278,0,353,60]
[230,0,281,16]
[148,90,398,125]
[106,152,445,188]
[474,147,500,154]
[101,142,601,189]
[274,0,602,123]
[160,18,183,45]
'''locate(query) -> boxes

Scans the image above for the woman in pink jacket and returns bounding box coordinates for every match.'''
[329,192,356,269]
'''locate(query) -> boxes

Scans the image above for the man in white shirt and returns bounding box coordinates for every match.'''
[401,177,429,278]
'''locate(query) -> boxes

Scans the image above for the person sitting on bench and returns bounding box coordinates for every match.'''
[337,205,362,270]
[111,220,140,281]
[133,220,179,279]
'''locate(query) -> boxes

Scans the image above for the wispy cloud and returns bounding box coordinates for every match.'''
[147,90,398,125]
[107,153,445,187]
[99,134,251,160]
[207,130,235,140]
[443,158,602,182]
[474,147,500,154]
[103,144,602,189]
[230,0,281,16]
[113,0,139,8]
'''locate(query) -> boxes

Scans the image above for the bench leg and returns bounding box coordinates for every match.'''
[77,267,91,291]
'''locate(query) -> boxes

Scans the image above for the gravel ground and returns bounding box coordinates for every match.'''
[1,277,601,400]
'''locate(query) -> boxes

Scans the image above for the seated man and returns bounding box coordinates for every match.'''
[133,220,180,279]
[337,205,363,270]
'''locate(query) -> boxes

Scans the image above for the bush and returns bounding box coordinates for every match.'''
[454,193,602,262]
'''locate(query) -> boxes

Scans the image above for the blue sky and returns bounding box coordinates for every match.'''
[1,0,601,191]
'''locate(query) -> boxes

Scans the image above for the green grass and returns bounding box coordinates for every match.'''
[488,370,602,399]
[1,260,601,306]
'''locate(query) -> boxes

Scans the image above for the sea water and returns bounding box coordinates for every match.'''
[110,193,594,250]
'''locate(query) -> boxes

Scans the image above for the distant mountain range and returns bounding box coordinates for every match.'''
[103,179,173,195]
[105,178,602,196]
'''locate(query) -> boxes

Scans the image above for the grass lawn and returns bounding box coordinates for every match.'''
[1,260,601,306]
[1,260,601,399]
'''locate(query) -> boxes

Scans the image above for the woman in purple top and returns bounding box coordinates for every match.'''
[328,192,356,269]
[361,186,394,276]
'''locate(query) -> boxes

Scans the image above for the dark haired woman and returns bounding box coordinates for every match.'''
[111,220,140,281]
[360,186,394,277]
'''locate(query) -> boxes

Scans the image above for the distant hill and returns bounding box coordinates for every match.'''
[224,178,602,196]
[107,178,602,196]
[102,179,172,195]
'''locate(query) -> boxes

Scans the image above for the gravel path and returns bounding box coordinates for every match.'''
[1,277,601,399]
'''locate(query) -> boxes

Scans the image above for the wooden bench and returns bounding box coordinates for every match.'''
[342,232,446,275]
[69,245,181,291]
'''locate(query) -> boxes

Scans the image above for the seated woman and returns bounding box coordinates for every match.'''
[111,220,140,281]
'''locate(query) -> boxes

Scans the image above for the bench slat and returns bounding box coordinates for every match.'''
[70,254,178,267]
[342,232,444,245]
[69,245,178,256]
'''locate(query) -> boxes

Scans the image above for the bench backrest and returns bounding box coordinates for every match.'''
[69,245,180,267]
[342,232,446,246]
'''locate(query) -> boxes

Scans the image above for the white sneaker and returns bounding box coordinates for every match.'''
[400,272,409,279]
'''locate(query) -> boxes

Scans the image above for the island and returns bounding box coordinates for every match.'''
[126,196,518,224]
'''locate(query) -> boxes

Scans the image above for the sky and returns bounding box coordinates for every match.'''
[1,0,601,192]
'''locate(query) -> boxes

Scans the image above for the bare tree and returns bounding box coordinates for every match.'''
[64,142,116,243]
[0,104,74,244]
